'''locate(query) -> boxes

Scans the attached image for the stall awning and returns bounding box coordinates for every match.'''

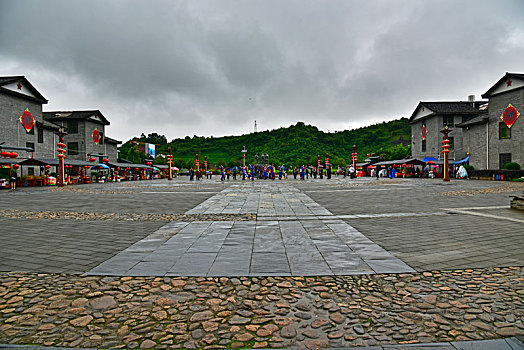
[17,158,93,167]
[107,162,152,169]
[454,156,470,165]
[373,158,426,166]
[18,158,58,166]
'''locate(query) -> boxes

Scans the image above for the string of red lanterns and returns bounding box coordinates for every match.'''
[1,151,18,159]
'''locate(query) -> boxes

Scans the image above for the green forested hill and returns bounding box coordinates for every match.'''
[119,118,411,168]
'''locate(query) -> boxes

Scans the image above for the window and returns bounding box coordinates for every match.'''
[443,115,454,127]
[99,131,104,145]
[448,137,454,150]
[26,142,35,152]
[38,127,44,143]
[499,122,511,139]
[68,142,79,155]
[422,139,427,152]
[67,120,78,134]
[499,153,511,170]
[28,168,34,176]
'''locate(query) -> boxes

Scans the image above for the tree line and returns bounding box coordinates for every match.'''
[118,119,412,169]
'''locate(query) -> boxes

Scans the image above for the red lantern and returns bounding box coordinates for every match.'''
[135,167,139,170]
[57,142,66,148]
[45,165,51,169]
[1,151,9,158]
[103,158,109,163]
[83,165,90,169]
[116,167,120,170]
[126,167,130,170]
[13,164,20,170]
[89,157,96,162]
[9,152,18,159]
[57,154,66,158]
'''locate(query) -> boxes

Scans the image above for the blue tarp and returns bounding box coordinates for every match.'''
[422,157,438,162]
[454,156,470,165]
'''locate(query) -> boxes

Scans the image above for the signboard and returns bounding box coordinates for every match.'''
[20,109,34,133]
[501,104,520,128]
[146,143,155,158]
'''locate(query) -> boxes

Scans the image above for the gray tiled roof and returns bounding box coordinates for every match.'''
[456,113,489,127]
[43,110,110,125]
[420,102,480,114]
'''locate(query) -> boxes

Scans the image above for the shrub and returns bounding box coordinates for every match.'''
[504,162,521,170]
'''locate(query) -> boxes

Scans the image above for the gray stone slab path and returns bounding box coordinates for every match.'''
[88,182,414,276]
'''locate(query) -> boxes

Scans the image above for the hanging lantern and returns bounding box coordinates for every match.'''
[116,167,120,170]
[45,165,51,169]
[126,167,130,170]
[13,164,20,170]
[103,158,109,163]
[83,165,90,169]
[9,152,18,159]
[57,142,66,148]
[89,157,96,162]
[1,151,9,158]
[135,167,139,170]
[57,154,66,159]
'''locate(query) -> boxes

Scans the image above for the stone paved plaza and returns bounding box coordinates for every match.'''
[0,177,523,349]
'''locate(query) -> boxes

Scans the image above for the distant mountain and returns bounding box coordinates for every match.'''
[118,118,411,168]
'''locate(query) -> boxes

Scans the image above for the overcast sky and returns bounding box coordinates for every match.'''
[1,0,523,142]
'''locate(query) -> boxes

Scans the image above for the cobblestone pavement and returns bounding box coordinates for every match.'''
[0,177,523,349]
[1,267,523,349]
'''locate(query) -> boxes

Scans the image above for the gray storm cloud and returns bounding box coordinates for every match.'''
[1,0,523,141]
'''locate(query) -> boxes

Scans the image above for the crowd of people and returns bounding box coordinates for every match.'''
[185,164,362,181]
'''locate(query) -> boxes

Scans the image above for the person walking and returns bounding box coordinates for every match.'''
[9,173,17,191]
[221,166,225,181]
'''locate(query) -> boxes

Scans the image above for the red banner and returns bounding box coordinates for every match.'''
[93,129,101,144]
[20,109,34,133]
[501,104,520,128]
[421,125,427,140]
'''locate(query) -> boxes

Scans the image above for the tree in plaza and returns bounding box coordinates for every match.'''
[175,158,187,169]
[335,157,347,167]
[227,159,239,168]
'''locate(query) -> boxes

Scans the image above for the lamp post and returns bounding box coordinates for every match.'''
[167,147,173,180]
[241,146,247,167]
[196,151,200,172]
[56,128,67,187]
[352,144,357,170]
[441,126,452,182]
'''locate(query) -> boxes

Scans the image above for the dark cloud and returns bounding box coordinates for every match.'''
[1,0,523,141]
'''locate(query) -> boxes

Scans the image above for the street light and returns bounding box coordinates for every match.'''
[241,146,247,167]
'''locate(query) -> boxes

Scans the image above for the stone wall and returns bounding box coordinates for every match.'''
[0,92,51,158]
[411,115,466,161]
